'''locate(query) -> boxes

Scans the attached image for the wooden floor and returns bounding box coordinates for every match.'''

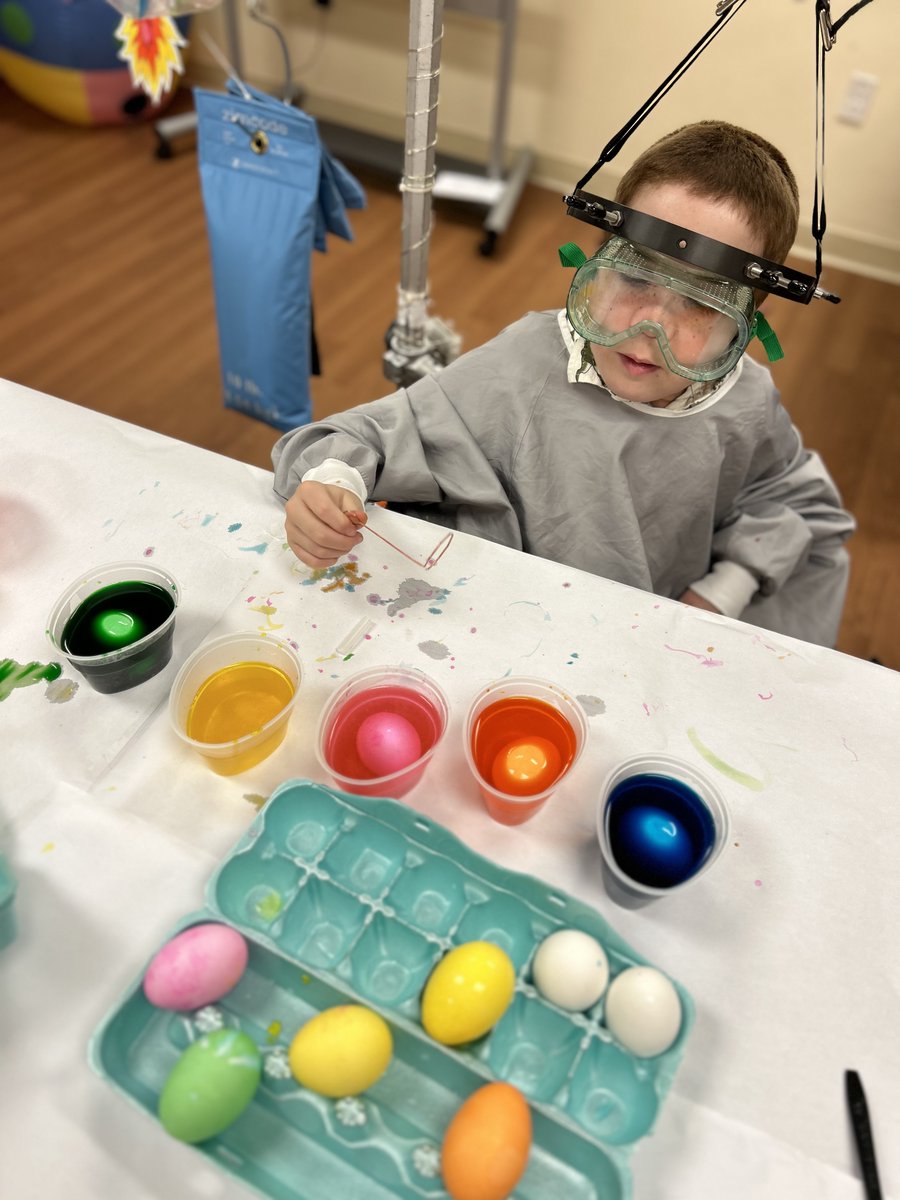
[3,81,899,668]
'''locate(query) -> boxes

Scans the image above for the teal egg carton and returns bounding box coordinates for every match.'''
[90,779,694,1199]
[0,852,17,950]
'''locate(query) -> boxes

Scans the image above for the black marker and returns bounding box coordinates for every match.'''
[845,1070,883,1200]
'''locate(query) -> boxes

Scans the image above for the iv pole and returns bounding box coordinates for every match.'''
[383,0,462,387]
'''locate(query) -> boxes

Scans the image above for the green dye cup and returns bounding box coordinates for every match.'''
[46,561,180,694]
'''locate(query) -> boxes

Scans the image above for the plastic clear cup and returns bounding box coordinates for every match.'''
[596,753,731,908]
[46,560,180,694]
[463,676,589,826]
[315,665,450,799]
[168,633,302,776]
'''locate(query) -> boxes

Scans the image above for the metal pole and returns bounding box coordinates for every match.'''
[221,0,244,79]
[487,0,515,180]
[383,0,461,384]
[395,0,443,355]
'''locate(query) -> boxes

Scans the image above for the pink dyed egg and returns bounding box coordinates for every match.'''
[144,923,249,1011]
[355,711,422,777]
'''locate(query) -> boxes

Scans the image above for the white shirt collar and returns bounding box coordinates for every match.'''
[556,309,743,417]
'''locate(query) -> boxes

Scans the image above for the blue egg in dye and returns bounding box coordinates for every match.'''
[606,773,716,888]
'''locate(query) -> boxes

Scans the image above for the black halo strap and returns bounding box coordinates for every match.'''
[814,1,828,281]
[563,194,821,302]
[829,0,876,38]
[814,0,877,277]
[575,0,749,193]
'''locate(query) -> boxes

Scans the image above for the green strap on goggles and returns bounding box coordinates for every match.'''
[559,242,588,269]
[558,242,785,365]
[749,311,784,363]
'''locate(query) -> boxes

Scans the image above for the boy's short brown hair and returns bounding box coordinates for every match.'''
[615,121,800,264]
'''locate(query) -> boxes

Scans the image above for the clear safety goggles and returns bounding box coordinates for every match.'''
[566,236,759,382]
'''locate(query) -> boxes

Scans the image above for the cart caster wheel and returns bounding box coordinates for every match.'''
[478,231,498,257]
[155,139,174,160]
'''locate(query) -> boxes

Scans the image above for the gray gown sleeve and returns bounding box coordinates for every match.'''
[271,321,547,551]
[711,409,855,647]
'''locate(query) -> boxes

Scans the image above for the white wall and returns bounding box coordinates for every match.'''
[193,0,900,280]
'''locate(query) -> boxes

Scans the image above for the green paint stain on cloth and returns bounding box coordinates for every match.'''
[0,658,62,702]
[687,727,765,791]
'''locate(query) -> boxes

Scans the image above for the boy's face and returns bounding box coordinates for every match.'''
[588,182,765,406]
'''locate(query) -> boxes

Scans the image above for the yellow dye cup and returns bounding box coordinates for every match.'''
[168,633,302,775]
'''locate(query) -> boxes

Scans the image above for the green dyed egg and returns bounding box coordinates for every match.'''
[158,1029,261,1143]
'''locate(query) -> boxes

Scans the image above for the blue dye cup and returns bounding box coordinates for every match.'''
[597,754,730,908]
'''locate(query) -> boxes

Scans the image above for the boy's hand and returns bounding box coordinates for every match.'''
[284,481,365,568]
[679,588,722,614]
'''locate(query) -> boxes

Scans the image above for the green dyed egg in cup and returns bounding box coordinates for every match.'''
[169,632,302,776]
[46,560,181,694]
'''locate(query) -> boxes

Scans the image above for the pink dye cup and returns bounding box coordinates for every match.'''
[315,666,450,799]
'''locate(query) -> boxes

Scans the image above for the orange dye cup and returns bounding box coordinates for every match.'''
[463,677,589,825]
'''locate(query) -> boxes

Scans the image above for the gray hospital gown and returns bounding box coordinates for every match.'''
[273,310,854,647]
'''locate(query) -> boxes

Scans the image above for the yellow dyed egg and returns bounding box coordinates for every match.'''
[442,1082,532,1200]
[288,1005,393,1097]
[421,941,516,1045]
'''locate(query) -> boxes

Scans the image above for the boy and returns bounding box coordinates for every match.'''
[272,122,854,647]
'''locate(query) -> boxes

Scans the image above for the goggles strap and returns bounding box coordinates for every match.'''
[751,312,784,363]
[558,242,587,269]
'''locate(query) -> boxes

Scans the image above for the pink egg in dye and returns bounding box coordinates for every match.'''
[355,710,423,777]
[143,923,249,1011]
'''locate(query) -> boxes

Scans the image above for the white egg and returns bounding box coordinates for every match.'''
[531,929,609,1011]
[603,965,682,1057]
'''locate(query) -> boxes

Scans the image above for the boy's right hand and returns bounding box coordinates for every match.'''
[284,481,365,568]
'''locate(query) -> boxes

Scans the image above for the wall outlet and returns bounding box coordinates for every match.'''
[837,71,878,126]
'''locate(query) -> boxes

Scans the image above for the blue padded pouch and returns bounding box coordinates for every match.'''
[195,82,364,431]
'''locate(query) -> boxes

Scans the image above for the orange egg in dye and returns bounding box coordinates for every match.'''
[490,735,562,795]
[472,696,576,800]
[442,1081,532,1200]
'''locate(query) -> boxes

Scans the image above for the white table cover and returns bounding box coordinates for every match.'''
[2,380,897,1199]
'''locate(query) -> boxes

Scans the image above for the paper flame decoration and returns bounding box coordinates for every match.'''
[114,16,186,103]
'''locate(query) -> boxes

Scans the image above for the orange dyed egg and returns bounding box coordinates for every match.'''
[442,1082,532,1200]
[490,736,562,795]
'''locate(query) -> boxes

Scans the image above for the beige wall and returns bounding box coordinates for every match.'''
[193,0,900,281]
